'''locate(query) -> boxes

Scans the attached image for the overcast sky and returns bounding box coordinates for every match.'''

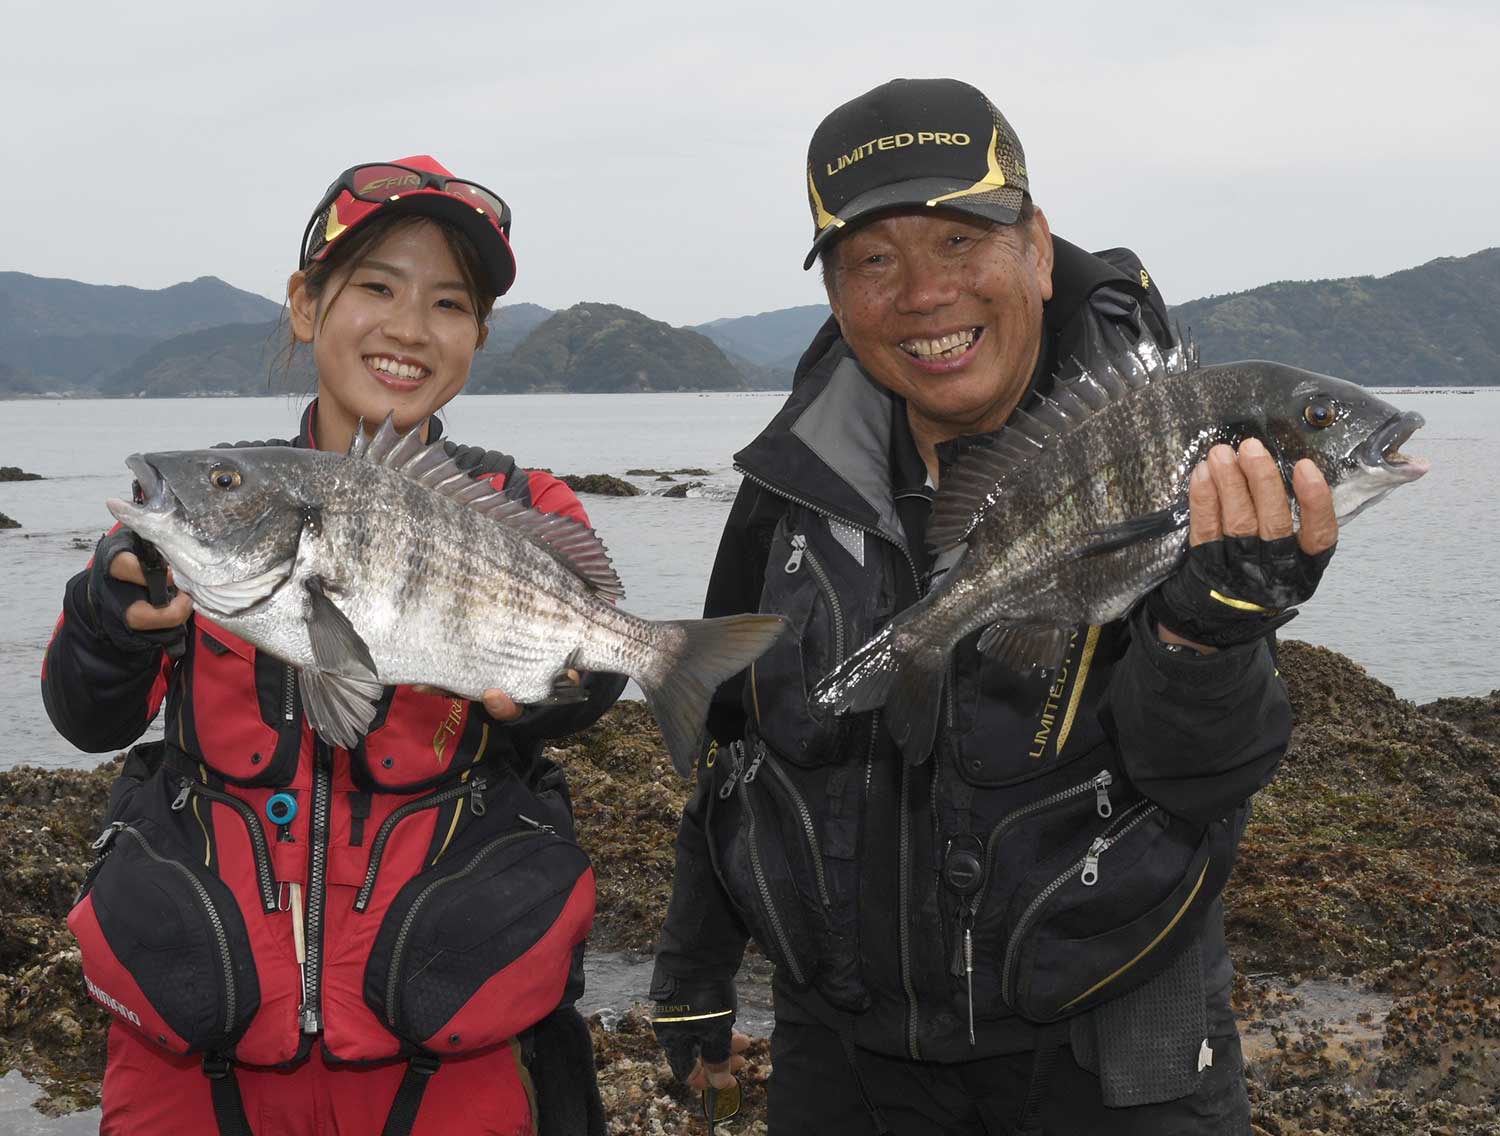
[4,0,1496,327]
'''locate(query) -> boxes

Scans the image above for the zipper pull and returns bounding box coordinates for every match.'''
[171,779,193,812]
[742,746,765,784]
[91,821,126,851]
[964,923,976,1046]
[1081,837,1106,887]
[469,777,487,817]
[1094,771,1113,818]
[784,534,806,574]
[718,741,745,800]
[517,813,556,834]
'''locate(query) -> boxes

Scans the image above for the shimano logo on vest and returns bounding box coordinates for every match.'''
[85,973,142,1027]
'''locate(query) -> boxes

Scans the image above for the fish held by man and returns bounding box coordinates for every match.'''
[811,332,1429,764]
[105,414,786,776]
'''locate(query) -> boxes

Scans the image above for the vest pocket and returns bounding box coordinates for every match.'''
[70,800,260,1055]
[707,739,869,1012]
[362,817,594,1056]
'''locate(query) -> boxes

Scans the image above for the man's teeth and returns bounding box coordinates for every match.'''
[367,356,429,380]
[901,330,977,359]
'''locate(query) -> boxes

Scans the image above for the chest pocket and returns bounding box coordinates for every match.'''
[357,688,491,791]
[748,510,885,768]
[176,619,305,785]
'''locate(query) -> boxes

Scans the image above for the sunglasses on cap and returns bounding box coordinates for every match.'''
[299,163,513,269]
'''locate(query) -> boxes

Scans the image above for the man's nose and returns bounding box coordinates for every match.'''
[895,253,961,314]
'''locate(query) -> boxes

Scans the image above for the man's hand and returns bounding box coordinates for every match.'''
[650,978,740,1090]
[1150,438,1338,650]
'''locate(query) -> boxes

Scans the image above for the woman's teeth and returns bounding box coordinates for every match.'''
[367,356,429,381]
[900,329,978,360]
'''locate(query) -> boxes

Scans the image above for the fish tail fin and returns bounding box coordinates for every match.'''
[812,620,946,765]
[640,614,788,778]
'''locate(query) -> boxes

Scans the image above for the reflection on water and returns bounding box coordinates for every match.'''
[0,1072,98,1135]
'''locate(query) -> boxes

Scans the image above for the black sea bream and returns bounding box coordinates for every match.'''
[107,415,785,775]
[812,334,1429,763]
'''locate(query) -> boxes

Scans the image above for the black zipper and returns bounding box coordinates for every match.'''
[115,825,238,1034]
[738,746,808,985]
[1000,801,1157,1003]
[282,664,297,725]
[385,816,561,1029]
[785,535,847,666]
[353,777,488,912]
[171,777,278,913]
[300,741,332,1035]
[965,770,1115,924]
[759,747,832,909]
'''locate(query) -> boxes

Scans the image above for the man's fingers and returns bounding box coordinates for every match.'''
[728,1030,752,1055]
[123,591,193,631]
[1292,459,1338,555]
[1206,443,1258,537]
[109,551,145,586]
[1236,438,1294,541]
[1186,461,1220,548]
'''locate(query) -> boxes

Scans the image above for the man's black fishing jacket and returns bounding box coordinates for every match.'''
[652,238,1292,1064]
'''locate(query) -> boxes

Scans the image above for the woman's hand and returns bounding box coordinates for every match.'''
[108,549,194,630]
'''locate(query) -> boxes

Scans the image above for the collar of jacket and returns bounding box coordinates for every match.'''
[294,400,448,450]
[734,236,1139,546]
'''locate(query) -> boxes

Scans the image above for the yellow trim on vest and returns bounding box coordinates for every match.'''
[651,1008,736,1024]
[510,1036,539,1130]
[193,762,212,868]
[1209,589,1277,614]
[1059,860,1211,1012]
[1054,625,1101,756]
[431,725,490,866]
[925,127,1007,207]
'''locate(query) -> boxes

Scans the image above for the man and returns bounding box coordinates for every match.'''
[651,78,1335,1134]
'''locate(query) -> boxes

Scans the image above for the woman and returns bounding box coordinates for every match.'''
[43,156,621,1135]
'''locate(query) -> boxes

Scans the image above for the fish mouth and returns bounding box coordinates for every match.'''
[1360,411,1430,481]
[106,455,180,523]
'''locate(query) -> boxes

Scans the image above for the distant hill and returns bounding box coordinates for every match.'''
[1170,248,1500,386]
[693,304,830,366]
[473,302,748,393]
[100,319,315,398]
[0,273,280,391]
[485,302,555,355]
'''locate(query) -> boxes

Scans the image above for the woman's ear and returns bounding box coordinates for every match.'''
[287,271,316,344]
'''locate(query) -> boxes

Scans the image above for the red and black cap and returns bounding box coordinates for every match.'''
[804,78,1029,269]
[301,155,517,296]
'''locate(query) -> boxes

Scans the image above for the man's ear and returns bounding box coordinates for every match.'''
[1029,207,1055,303]
[287,271,317,344]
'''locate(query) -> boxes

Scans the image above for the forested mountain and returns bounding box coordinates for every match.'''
[3,249,1496,396]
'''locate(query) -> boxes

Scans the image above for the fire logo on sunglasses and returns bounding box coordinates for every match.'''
[357,172,424,197]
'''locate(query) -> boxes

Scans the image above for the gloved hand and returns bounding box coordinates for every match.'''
[1148,439,1337,648]
[86,528,191,655]
[1147,534,1334,647]
[649,976,738,1086]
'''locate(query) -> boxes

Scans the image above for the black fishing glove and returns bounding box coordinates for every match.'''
[649,975,736,1083]
[1147,534,1336,648]
[86,528,188,655]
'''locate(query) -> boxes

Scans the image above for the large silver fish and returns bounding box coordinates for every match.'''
[106,415,785,775]
[812,335,1429,763]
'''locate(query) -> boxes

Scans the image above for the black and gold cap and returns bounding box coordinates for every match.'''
[804,78,1029,270]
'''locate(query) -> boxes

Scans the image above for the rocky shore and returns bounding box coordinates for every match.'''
[2,641,1497,1134]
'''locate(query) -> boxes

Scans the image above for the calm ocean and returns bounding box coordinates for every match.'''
[1,388,1492,772]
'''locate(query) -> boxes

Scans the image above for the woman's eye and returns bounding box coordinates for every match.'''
[437,298,469,312]
[358,281,391,295]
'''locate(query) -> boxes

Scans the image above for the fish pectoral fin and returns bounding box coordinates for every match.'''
[305,577,378,677]
[1071,503,1189,560]
[300,669,385,750]
[975,623,1072,672]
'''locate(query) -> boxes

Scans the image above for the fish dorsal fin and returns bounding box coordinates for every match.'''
[358,413,625,600]
[926,327,1195,556]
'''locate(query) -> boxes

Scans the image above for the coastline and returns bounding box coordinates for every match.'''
[1,640,1496,1133]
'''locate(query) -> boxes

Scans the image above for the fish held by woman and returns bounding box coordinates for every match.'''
[811,333,1429,763]
[106,413,786,776]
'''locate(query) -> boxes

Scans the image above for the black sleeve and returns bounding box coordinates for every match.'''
[1104,605,1291,825]
[502,668,628,743]
[653,478,779,985]
[41,534,181,753]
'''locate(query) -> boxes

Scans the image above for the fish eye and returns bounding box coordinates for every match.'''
[209,465,242,490]
[1303,400,1338,429]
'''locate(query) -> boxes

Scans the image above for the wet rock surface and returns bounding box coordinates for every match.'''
[3,642,1499,1132]
[558,473,643,497]
[0,467,43,482]
[0,512,19,529]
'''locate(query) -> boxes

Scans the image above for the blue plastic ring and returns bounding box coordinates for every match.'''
[266,792,298,826]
